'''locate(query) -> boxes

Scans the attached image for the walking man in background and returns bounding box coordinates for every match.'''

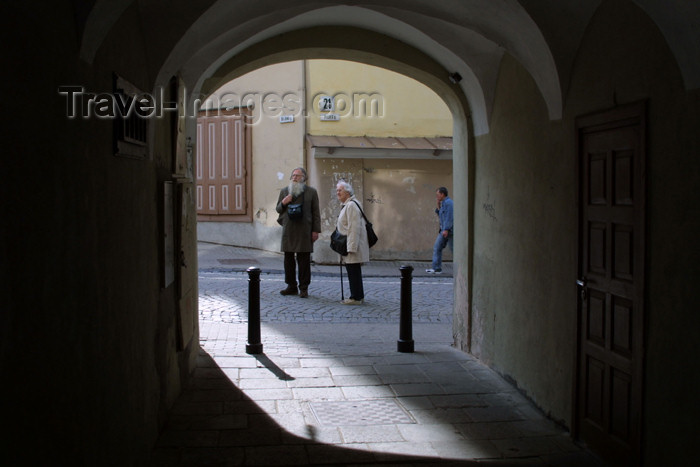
[426,186,453,274]
[276,167,321,298]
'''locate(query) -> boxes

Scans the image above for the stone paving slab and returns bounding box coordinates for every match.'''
[153,321,605,465]
[150,244,606,466]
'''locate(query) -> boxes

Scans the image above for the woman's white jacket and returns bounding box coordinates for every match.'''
[336,196,370,264]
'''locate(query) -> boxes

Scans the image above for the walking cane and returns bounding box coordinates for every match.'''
[339,257,344,300]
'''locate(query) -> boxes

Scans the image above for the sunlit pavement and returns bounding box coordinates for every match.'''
[151,243,604,465]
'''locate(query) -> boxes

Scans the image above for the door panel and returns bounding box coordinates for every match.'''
[576,103,645,466]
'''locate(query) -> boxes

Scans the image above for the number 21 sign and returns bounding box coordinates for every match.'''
[318,95,335,112]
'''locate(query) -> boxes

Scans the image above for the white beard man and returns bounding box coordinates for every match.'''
[275,167,321,298]
[288,179,305,198]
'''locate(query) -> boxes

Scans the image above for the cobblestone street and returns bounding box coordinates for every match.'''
[198,271,454,324]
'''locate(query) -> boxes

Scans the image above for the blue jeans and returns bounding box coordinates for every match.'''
[431,231,453,271]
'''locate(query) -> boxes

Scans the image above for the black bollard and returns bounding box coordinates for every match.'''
[397,265,415,353]
[246,267,263,354]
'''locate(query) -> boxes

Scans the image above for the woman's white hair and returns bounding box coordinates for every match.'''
[336,180,354,196]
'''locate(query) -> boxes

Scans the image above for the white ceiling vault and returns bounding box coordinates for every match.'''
[80,0,700,135]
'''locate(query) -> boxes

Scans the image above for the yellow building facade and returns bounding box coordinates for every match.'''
[198,59,454,262]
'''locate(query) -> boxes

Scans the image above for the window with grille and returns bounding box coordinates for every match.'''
[113,73,148,159]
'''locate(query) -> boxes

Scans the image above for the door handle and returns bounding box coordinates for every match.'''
[576,278,587,300]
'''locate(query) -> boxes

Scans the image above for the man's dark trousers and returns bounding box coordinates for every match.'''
[284,252,311,291]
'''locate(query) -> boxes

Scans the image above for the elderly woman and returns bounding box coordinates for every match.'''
[335,180,370,305]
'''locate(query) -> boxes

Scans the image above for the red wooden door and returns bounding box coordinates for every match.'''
[575,102,646,465]
[196,113,247,216]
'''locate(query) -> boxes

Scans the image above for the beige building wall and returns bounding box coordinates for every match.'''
[197,61,306,252]
[199,59,454,262]
[305,60,454,263]
[306,60,452,136]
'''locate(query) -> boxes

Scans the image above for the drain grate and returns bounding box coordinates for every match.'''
[310,399,415,426]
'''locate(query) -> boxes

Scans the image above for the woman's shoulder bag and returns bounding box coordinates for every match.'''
[351,200,378,247]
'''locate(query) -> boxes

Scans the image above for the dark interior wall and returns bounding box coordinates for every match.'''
[3,3,194,465]
[471,53,573,422]
[468,0,699,463]
[564,1,700,463]
[571,1,700,465]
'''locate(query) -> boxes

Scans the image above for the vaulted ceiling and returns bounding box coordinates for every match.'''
[79,0,700,135]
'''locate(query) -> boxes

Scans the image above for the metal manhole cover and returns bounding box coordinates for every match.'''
[310,399,415,426]
[218,259,260,265]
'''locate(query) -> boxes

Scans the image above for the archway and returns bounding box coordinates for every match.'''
[139,4,572,458]
[175,30,475,352]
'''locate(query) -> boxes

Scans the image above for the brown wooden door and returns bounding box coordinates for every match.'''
[575,102,646,466]
[196,112,248,216]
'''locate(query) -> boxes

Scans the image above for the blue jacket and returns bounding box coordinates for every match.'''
[436,197,453,232]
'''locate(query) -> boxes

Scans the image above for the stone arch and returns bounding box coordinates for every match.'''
[156,2,563,137]
[177,28,476,347]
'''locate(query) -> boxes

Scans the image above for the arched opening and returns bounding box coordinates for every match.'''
[155,25,494,463]
[175,29,476,355]
[150,21,593,464]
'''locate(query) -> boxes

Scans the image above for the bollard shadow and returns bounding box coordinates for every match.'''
[151,350,482,466]
[191,246,601,465]
[252,353,295,381]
